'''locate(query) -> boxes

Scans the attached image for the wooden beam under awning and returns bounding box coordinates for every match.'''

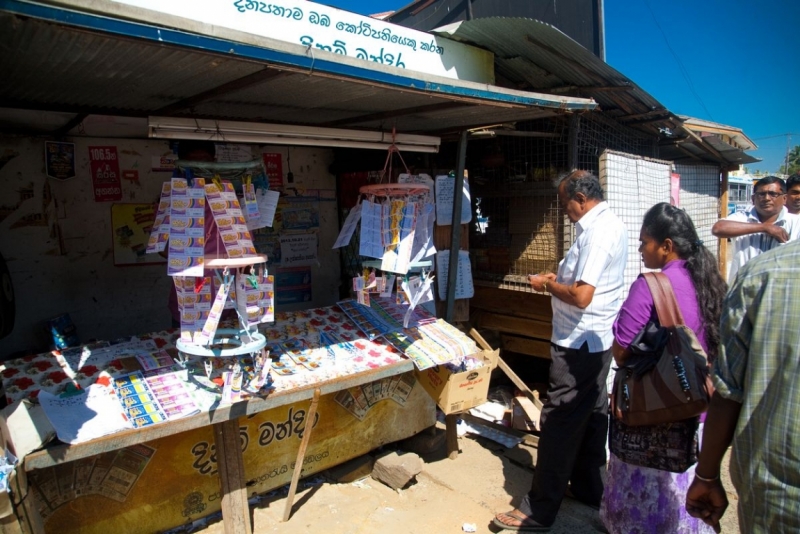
[679,125,729,164]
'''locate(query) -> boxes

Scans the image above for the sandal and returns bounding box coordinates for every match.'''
[492,509,551,532]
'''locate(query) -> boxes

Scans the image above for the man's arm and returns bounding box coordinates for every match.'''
[685,392,742,532]
[712,219,789,243]
[531,273,595,309]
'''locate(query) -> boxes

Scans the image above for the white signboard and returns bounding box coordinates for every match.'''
[104,0,494,83]
[280,233,318,266]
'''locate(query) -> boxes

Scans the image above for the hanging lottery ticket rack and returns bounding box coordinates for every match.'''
[146,161,276,395]
[336,133,437,318]
[355,132,434,274]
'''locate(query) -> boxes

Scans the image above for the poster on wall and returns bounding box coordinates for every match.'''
[44,141,76,180]
[262,153,283,191]
[89,146,122,202]
[111,203,166,266]
[279,233,317,266]
[215,143,253,163]
[151,154,177,172]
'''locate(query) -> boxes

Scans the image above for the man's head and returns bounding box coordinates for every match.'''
[554,169,604,223]
[751,176,786,221]
[786,174,800,215]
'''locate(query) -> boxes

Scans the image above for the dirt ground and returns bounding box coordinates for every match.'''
[195,423,740,534]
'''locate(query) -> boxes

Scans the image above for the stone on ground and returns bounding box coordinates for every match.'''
[372,451,423,490]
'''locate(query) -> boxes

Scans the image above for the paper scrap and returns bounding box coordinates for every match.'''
[39,384,132,444]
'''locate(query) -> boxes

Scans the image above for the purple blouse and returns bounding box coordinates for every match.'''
[613,260,708,353]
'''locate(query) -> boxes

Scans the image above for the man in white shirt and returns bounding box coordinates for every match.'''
[494,170,628,532]
[713,176,800,282]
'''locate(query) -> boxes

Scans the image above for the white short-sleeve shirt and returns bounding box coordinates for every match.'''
[726,206,800,283]
[551,202,628,352]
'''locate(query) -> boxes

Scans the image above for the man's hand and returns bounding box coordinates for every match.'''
[527,274,548,292]
[761,223,789,243]
[686,477,728,533]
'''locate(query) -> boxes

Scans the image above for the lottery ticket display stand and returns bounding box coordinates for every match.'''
[1,320,436,534]
[0,172,491,534]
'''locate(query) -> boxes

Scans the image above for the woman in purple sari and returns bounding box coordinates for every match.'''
[601,203,727,534]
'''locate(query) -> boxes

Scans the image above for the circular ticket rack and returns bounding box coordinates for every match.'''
[175,254,269,360]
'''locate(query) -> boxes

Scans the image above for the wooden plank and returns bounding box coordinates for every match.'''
[478,312,551,340]
[469,329,543,411]
[500,335,552,360]
[472,286,552,322]
[214,418,252,534]
[283,389,321,522]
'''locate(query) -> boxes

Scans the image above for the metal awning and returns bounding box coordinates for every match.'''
[0,0,596,138]
[431,18,671,132]
[431,17,759,168]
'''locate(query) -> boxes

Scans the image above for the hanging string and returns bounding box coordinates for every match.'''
[379,127,410,184]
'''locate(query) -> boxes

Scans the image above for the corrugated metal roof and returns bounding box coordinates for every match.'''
[432,18,671,126]
[0,14,265,113]
[0,2,596,139]
[432,17,759,168]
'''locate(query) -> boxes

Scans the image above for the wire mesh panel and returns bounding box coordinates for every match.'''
[469,119,569,292]
[600,150,672,297]
[469,115,661,293]
[676,164,721,260]
[575,113,658,174]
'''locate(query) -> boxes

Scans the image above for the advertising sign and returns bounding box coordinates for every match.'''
[89,146,122,202]
[44,141,76,180]
[106,0,494,83]
[262,153,283,191]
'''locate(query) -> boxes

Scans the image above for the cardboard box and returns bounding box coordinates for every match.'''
[511,396,541,432]
[414,349,498,415]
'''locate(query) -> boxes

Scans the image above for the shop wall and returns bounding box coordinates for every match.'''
[0,136,339,357]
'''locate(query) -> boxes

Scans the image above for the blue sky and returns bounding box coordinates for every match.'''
[322,0,799,173]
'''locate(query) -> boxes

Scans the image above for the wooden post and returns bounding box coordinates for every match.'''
[10,464,43,534]
[213,418,252,534]
[445,130,469,323]
[445,414,460,460]
[719,169,729,280]
[282,388,321,522]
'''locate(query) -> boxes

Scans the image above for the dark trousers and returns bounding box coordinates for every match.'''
[517,342,612,526]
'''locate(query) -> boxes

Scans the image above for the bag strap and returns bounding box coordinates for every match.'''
[642,272,686,328]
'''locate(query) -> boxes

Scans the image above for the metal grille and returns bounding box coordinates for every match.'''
[574,113,658,173]
[469,115,658,292]
[469,119,569,291]
[676,164,721,260]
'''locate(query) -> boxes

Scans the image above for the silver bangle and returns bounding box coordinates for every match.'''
[694,472,719,483]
